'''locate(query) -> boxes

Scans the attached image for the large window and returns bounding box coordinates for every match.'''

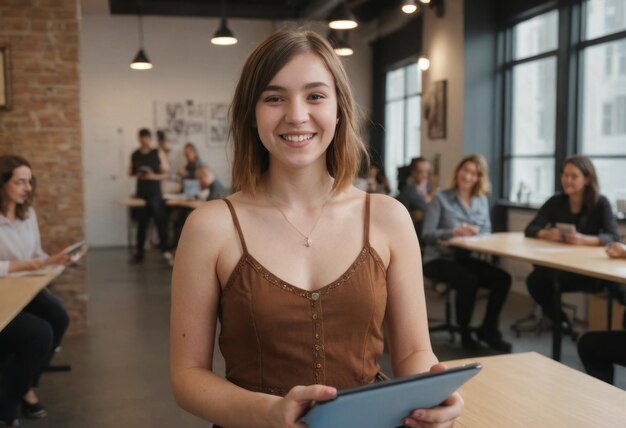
[580,0,626,207]
[384,62,421,193]
[503,1,626,209]
[505,11,558,203]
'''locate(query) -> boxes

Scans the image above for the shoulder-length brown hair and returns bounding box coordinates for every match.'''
[0,155,34,220]
[229,30,368,194]
[563,155,600,212]
[449,154,491,197]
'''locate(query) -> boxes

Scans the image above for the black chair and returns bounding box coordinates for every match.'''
[426,277,460,343]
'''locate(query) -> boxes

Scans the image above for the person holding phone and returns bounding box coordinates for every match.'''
[524,156,619,328]
[0,155,72,425]
[170,30,462,428]
[577,242,626,384]
[129,128,171,263]
[421,154,512,352]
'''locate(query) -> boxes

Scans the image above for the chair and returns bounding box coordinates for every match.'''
[426,277,460,343]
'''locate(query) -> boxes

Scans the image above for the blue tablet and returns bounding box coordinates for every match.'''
[300,363,481,428]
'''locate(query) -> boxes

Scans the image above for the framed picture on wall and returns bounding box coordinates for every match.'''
[0,46,10,110]
[424,80,447,139]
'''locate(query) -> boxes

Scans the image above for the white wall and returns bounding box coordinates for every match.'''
[80,14,371,247]
[420,1,464,186]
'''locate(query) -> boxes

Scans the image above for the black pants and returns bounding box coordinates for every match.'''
[136,194,169,255]
[526,266,603,321]
[578,330,626,384]
[0,313,53,420]
[23,289,70,384]
[423,257,511,333]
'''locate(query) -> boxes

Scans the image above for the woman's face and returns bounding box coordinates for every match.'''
[3,165,33,206]
[254,52,338,171]
[561,162,588,196]
[184,146,196,162]
[456,161,479,193]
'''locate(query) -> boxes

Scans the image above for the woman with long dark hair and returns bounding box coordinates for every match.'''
[0,155,73,425]
[525,155,619,325]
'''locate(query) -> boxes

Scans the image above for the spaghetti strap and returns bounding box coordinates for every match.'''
[364,193,371,246]
[223,199,248,253]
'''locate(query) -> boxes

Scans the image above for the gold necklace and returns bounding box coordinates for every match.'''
[266,193,332,248]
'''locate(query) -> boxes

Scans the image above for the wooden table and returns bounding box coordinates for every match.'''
[447,352,626,427]
[0,266,64,331]
[448,232,626,360]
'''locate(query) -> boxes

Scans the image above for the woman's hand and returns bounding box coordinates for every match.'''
[452,223,479,237]
[563,232,600,246]
[267,385,336,428]
[606,242,626,259]
[45,250,72,267]
[402,364,464,428]
[537,228,562,242]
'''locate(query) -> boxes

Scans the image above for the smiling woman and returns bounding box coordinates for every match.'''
[170,30,464,428]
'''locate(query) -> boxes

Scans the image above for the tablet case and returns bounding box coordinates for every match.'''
[301,363,481,428]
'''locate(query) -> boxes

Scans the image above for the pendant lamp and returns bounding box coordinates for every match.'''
[328,2,358,30]
[402,0,419,14]
[211,0,237,45]
[130,15,153,70]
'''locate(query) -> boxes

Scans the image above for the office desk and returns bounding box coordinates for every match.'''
[447,352,626,428]
[448,232,626,360]
[0,266,64,331]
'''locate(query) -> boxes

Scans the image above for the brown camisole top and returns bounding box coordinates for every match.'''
[219,193,388,396]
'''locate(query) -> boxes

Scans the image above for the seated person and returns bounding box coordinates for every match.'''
[525,156,619,329]
[178,143,205,180]
[196,167,228,201]
[422,154,512,352]
[397,157,434,235]
[366,163,390,195]
[577,242,626,385]
[0,155,73,425]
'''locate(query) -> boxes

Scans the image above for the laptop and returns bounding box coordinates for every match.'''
[183,179,200,199]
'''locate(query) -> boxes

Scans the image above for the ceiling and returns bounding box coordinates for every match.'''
[106,0,405,24]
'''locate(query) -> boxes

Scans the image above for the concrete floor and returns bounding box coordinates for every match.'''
[24,248,625,427]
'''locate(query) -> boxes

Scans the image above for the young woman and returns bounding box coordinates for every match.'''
[421,154,512,352]
[178,143,206,179]
[525,156,619,326]
[170,30,462,428]
[0,155,72,425]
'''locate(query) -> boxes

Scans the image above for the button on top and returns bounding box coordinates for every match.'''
[312,314,318,320]
[311,292,320,301]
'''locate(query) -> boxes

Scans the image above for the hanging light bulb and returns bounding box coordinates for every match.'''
[402,0,418,14]
[211,18,238,45]
[211,0,237,46]
[328,2,358,30]
[130,16,153,70]
[418,56,430,71]
[334,38,354,56]
[420,0,431,3]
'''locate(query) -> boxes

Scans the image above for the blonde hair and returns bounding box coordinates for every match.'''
[229,30,368,194]
[449,154,491,197]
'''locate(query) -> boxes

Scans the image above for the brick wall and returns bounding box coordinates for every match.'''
[0,0,86,335]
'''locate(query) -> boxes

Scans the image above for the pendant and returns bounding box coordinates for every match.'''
[305,237,312,247]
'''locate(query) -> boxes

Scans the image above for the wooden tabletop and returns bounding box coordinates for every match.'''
[448,232,626,284]
[0,266,65,331]
[117,197,205,210]
[446,352,626,428]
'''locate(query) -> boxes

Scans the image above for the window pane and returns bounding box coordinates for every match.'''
[592,158,626,210]
[511,57,557,155]
[405,63,421,95]
[509,158,555,204]
[405,95,421,160]
[385,100,405,192]
[386,68,405,101]
[581,41,626,155]
[585,0,626,40]
[513,10,559,60]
